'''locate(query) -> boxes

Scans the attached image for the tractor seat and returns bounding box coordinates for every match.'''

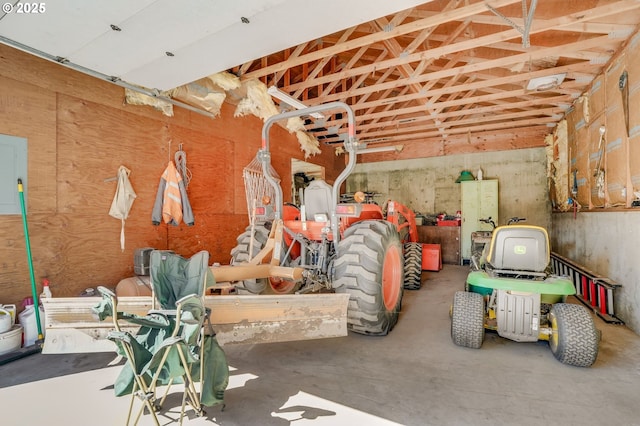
[304,179,333,221]
[486,225,550,275]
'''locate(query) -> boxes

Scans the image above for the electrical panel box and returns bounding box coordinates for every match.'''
[0,134,28,215]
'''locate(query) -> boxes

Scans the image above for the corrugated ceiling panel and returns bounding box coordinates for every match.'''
[0,0,155,58]
[0,0,430,90]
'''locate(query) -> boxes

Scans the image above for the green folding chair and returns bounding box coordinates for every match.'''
[94,250,228,425]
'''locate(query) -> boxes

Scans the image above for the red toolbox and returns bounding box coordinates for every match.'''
[421,243,442,271]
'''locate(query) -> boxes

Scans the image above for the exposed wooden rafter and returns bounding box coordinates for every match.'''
[232,0,640,157]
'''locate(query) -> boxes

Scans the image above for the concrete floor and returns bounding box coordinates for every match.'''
[1,265,640,426]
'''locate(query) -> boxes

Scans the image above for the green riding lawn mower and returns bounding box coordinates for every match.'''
[451,218,599,367]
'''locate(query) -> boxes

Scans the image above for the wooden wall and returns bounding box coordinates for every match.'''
[549,31,640,334]
[0,44,339,306]
[355,126,548,163]
[549,30,640,210]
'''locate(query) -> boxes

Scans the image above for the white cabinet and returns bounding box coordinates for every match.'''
[460,180,498,262]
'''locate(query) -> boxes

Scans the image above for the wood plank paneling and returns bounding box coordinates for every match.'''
[0,75,56,213]
[170,131,235,215]
[358,127,548,163]
[56,95,167,214]
[167,214,247,264]
[0,45,337,309]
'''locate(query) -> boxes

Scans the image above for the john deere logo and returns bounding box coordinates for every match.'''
[514,245,527,255]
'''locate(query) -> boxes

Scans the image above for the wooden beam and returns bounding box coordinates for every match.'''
[441,9,637,35]
[282,0,640,96]
[272,43,308,86]
[237,60,253,77]
[360,117,558,143]
[321,36,608,104]
[352,95,571,133]
[292,29,355,98]
[319,46,371,97]
[313,61,591,139]
[350,60,594,113]
[358,107,563,139]
[242,0,523,80]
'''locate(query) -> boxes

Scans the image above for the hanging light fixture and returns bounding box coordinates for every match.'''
[527,73,566,91]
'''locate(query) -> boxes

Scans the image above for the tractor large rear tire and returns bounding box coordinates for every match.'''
[403,242,422,290]
[451,291,485,349]
[549,303,599,367]
[333,220,404,336]
[230,223,270,294]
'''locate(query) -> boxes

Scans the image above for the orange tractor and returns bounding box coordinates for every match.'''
[230,102,422,335]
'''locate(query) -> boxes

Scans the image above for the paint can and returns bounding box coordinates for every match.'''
[18,298,45,347]
[0,325,23,355]
[0,304,16,325]
[0,309,12,334]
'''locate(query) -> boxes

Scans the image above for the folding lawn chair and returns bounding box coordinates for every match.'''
[94,250,228,425]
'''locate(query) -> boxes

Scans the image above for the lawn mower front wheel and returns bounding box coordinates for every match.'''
[549,303,599,367]
[451,291,485,349]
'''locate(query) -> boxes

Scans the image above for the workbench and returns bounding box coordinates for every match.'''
[417,225,461,265]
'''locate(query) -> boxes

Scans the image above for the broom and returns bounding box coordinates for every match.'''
[17,179,44,346]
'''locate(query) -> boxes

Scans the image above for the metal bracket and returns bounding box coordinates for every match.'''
[619,70,629,136]
[486,0,538,48]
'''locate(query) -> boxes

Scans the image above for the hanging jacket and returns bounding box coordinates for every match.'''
[152,161,194,226]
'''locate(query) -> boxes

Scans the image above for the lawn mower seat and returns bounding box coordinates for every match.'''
[486,225,550,274]
[304,179,333,221]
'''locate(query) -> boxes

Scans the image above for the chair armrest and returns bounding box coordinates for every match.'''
[93,286,119,328]
[173,294,206,333]
[148,309,177,316]
[175,293,200,306]
[97,285,116,299]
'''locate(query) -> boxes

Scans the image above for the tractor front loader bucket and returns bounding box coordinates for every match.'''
[42,292,349,354]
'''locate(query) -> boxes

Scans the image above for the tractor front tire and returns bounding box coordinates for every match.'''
[230,222,299,294]
[451,291,485,349]
[230,223,270,294]
[403,242,422,290]
[333,220,404,335]
[549,303,599,367]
